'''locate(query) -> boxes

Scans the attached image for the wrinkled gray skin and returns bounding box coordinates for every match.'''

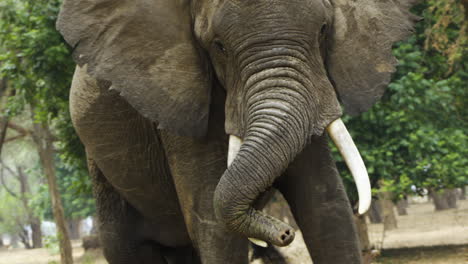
[57,0,417,263]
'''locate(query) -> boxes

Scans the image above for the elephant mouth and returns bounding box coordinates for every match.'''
[226,118,371,246]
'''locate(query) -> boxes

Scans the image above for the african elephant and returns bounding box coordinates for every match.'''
[57,0,417,263]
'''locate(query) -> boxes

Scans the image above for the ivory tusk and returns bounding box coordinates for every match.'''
[249,237,268,248]
[228,135,243,167]
[327,118,372,215]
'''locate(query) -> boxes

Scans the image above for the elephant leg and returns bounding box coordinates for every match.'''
[88,158,169,264]
[159,132,249,264]
[277,135,362,264]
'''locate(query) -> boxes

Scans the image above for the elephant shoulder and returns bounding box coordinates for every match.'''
[69,65,154,151]
[70,65,137,128]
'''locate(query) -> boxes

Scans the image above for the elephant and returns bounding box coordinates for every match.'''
[57,0,417,263]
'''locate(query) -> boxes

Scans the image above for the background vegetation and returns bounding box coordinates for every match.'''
[336,0,467,205]
[0,0,466,263]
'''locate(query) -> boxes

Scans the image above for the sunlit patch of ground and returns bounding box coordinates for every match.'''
[253,199,468,264]
[368,199,468,249]
[0,241,106,264]
[0,200,467,263]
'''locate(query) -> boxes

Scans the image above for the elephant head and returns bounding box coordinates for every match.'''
[57,0,417,247]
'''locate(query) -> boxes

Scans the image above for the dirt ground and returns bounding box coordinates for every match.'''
[0,240,108,264]
[375,245,468,264]
[0,199,467,264]
[368,198,468,249]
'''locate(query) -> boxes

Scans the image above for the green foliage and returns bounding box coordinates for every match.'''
[0,131,41,236]
[0,0,73,117]
[424,0,467,70]
[0,191,28,235]
[29,159,95,220]
[44,234,60,254]
[337,2,467,203]
[0,0,94,219]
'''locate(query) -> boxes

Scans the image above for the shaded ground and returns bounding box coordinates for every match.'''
[0,199,467,263]
[375,245,468,264]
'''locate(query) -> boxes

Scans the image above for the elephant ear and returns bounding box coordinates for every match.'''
[327,0,419,115]
[57,0,211,137]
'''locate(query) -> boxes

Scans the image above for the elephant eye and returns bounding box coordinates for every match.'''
[320,24,327,35]
[214,40,226,54]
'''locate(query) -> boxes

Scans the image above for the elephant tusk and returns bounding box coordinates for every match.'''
[249,237,268,248]
[327,118,372,215]
[228,135,243,167]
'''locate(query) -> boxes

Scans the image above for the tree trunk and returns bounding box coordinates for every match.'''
[16,166,43,248]
[431,190,449,210]
[396,199,408,216]
[19,228,32,249]
[31,114,73,264]
[0,115,8,156]
[431,188,457,211]
[10,234,19,248]
[379,191,397,230]
[354,214,372,264]
[67,219,82,240]
[368,200,383,223]
[463,0,468,20]
[460,187,466,200]
[0,82,13,156]
[31,218,43,248]
[445,188,457,209]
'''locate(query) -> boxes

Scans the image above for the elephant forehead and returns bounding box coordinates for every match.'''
[193,0,222,39]
[213,0,330,35]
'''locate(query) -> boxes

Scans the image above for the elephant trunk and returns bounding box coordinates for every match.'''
[214,59,315,246]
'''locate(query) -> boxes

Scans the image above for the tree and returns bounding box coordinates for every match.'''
[0,191,29,248]
[332,1,467,253]
[336,0,467,212]
[0,80,12,156]
[30,115,73,262]
[30,157,95,240]
[0,101,44,248]
[0,0,92,262]
[0,163,43,248]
